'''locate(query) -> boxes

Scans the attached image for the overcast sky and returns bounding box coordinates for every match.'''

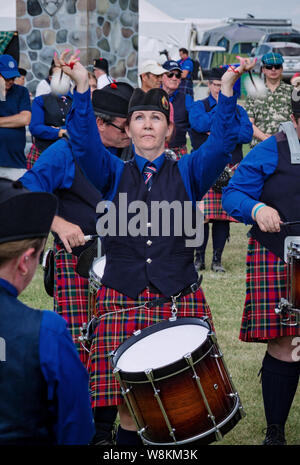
[147,0,300,27]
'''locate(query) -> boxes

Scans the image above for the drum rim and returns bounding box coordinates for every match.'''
[112,317,213,382]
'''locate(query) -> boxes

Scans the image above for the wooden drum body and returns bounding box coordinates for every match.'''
[112,317,245,445]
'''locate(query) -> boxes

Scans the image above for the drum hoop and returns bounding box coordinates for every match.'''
[112,317,212,381]
[118,342,215,384]
[139,393,242,446]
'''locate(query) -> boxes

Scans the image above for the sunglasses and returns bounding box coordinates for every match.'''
[107,122,126,133]
[167,71,182,79]
[264,64,282,70]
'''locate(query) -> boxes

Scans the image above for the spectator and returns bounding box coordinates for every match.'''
[177,47,194,97]
[139,60,167,93]
[245,52,292,147]
[0,55,31,181]
[162,60,191,158]
[14,68,27,87]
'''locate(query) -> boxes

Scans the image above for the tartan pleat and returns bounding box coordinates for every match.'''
[26,143,41,170]
[88,285,212,407]
[201,164,238,221]
[54,244,90,366]
[171,145,188,160]
[240,237,300,342]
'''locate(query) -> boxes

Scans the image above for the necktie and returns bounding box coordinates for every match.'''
[143,162,157,191]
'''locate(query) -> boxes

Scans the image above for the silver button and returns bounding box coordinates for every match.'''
[147,240,152,246]
[146,258,152,264]
[147,222,151,228]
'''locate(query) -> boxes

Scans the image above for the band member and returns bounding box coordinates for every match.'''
[61,52,255,445]
[222,90,300,445]
[0,178,94,444]
[189,67,253,272]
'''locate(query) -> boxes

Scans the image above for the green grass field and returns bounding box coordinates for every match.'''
[19,223,300,446]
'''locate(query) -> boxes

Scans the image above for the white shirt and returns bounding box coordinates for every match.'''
[97,74,114,89]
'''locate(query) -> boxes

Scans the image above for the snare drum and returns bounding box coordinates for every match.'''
[112,317,244,445]
[276,240,300,325]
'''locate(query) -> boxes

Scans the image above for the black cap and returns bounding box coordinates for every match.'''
[292,88,300,115]
[209,67,226,80]
[128,88,170,121]
[0,178,57,245]
[93,58,109,74]
[18,68,27,76]
[92,81,134,118]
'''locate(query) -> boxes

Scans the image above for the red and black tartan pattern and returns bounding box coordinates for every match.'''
[26,143,41,170]
[171,145,188,160]
[88,285,213,407]
[240,237,300,342]
[54,244,90,366]
[202,164,238,222]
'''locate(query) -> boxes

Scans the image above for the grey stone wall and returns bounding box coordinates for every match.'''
[17,0,138,95]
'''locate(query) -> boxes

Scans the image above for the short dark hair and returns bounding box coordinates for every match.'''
[179,48,188,55]
[95,112,116,124]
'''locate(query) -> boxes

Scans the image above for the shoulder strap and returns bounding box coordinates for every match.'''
[278,121,300,164]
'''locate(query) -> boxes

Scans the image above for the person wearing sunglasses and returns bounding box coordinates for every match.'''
[245,52,292,148]
[161,60,191,159]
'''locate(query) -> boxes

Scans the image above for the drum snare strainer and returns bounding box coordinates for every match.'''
[111,317,245,446]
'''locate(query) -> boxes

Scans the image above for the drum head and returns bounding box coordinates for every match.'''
[115,318,210,373]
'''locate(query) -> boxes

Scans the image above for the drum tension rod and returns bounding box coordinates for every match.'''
[145,368,177,443]
[184,352,223,442]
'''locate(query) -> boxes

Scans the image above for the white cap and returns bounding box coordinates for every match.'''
[139,60,167,76]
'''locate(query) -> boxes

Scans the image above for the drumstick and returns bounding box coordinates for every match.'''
[84,234,99,242]
[281,221,300,226]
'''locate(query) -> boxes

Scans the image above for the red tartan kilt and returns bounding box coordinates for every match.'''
[87,284,213,407]
[26,143,41,170]
[54,244,90,366]
[240,237,300,342]
[201,164,239,222]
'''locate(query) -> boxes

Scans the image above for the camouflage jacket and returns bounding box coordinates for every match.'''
[245,80,292,147]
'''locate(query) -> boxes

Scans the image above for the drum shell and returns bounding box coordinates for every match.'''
[289,252,300,309]
[112,318,241,445]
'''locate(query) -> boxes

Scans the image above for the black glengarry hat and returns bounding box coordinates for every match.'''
[128,88,170,120]
[209,67,226,80]
[92,82,134,118]
[0,178,57,244]
[93,58,109,74]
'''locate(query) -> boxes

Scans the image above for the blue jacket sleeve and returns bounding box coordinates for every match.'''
[19,139,75,192]
[189,100,217,133]
[39,311,95,445]
[66,89,123,198]
[29,96,60,140]
[222,135,278,224]
[179,92,239,202]
[236,104,253,146]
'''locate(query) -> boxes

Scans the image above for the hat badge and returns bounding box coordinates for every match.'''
[161,96,169,111]
[8,61,15,68]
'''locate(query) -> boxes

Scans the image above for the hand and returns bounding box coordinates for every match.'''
[252,204,282,233]
[58,128,67,138]
[221,57,257,97]
[53,49,89,94]
[51,216,86,253]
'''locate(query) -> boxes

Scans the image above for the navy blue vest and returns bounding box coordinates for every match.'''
[0,287,53,444]
[250,132,300,260]
[34,94,72,153]
[190,97,243,165]
[168,91,190,148]
[100,158,198,298]
[54,159,102,256]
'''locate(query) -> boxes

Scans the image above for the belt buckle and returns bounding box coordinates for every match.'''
[190,282,198,293]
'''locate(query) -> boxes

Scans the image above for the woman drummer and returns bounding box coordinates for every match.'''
[60,52,255,445]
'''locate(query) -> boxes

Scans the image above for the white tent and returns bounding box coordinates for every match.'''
[138,0,226,67]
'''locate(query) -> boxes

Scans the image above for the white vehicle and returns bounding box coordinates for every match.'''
[251,41,300,81]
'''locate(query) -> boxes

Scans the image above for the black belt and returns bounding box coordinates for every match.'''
[147,276,203,309]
